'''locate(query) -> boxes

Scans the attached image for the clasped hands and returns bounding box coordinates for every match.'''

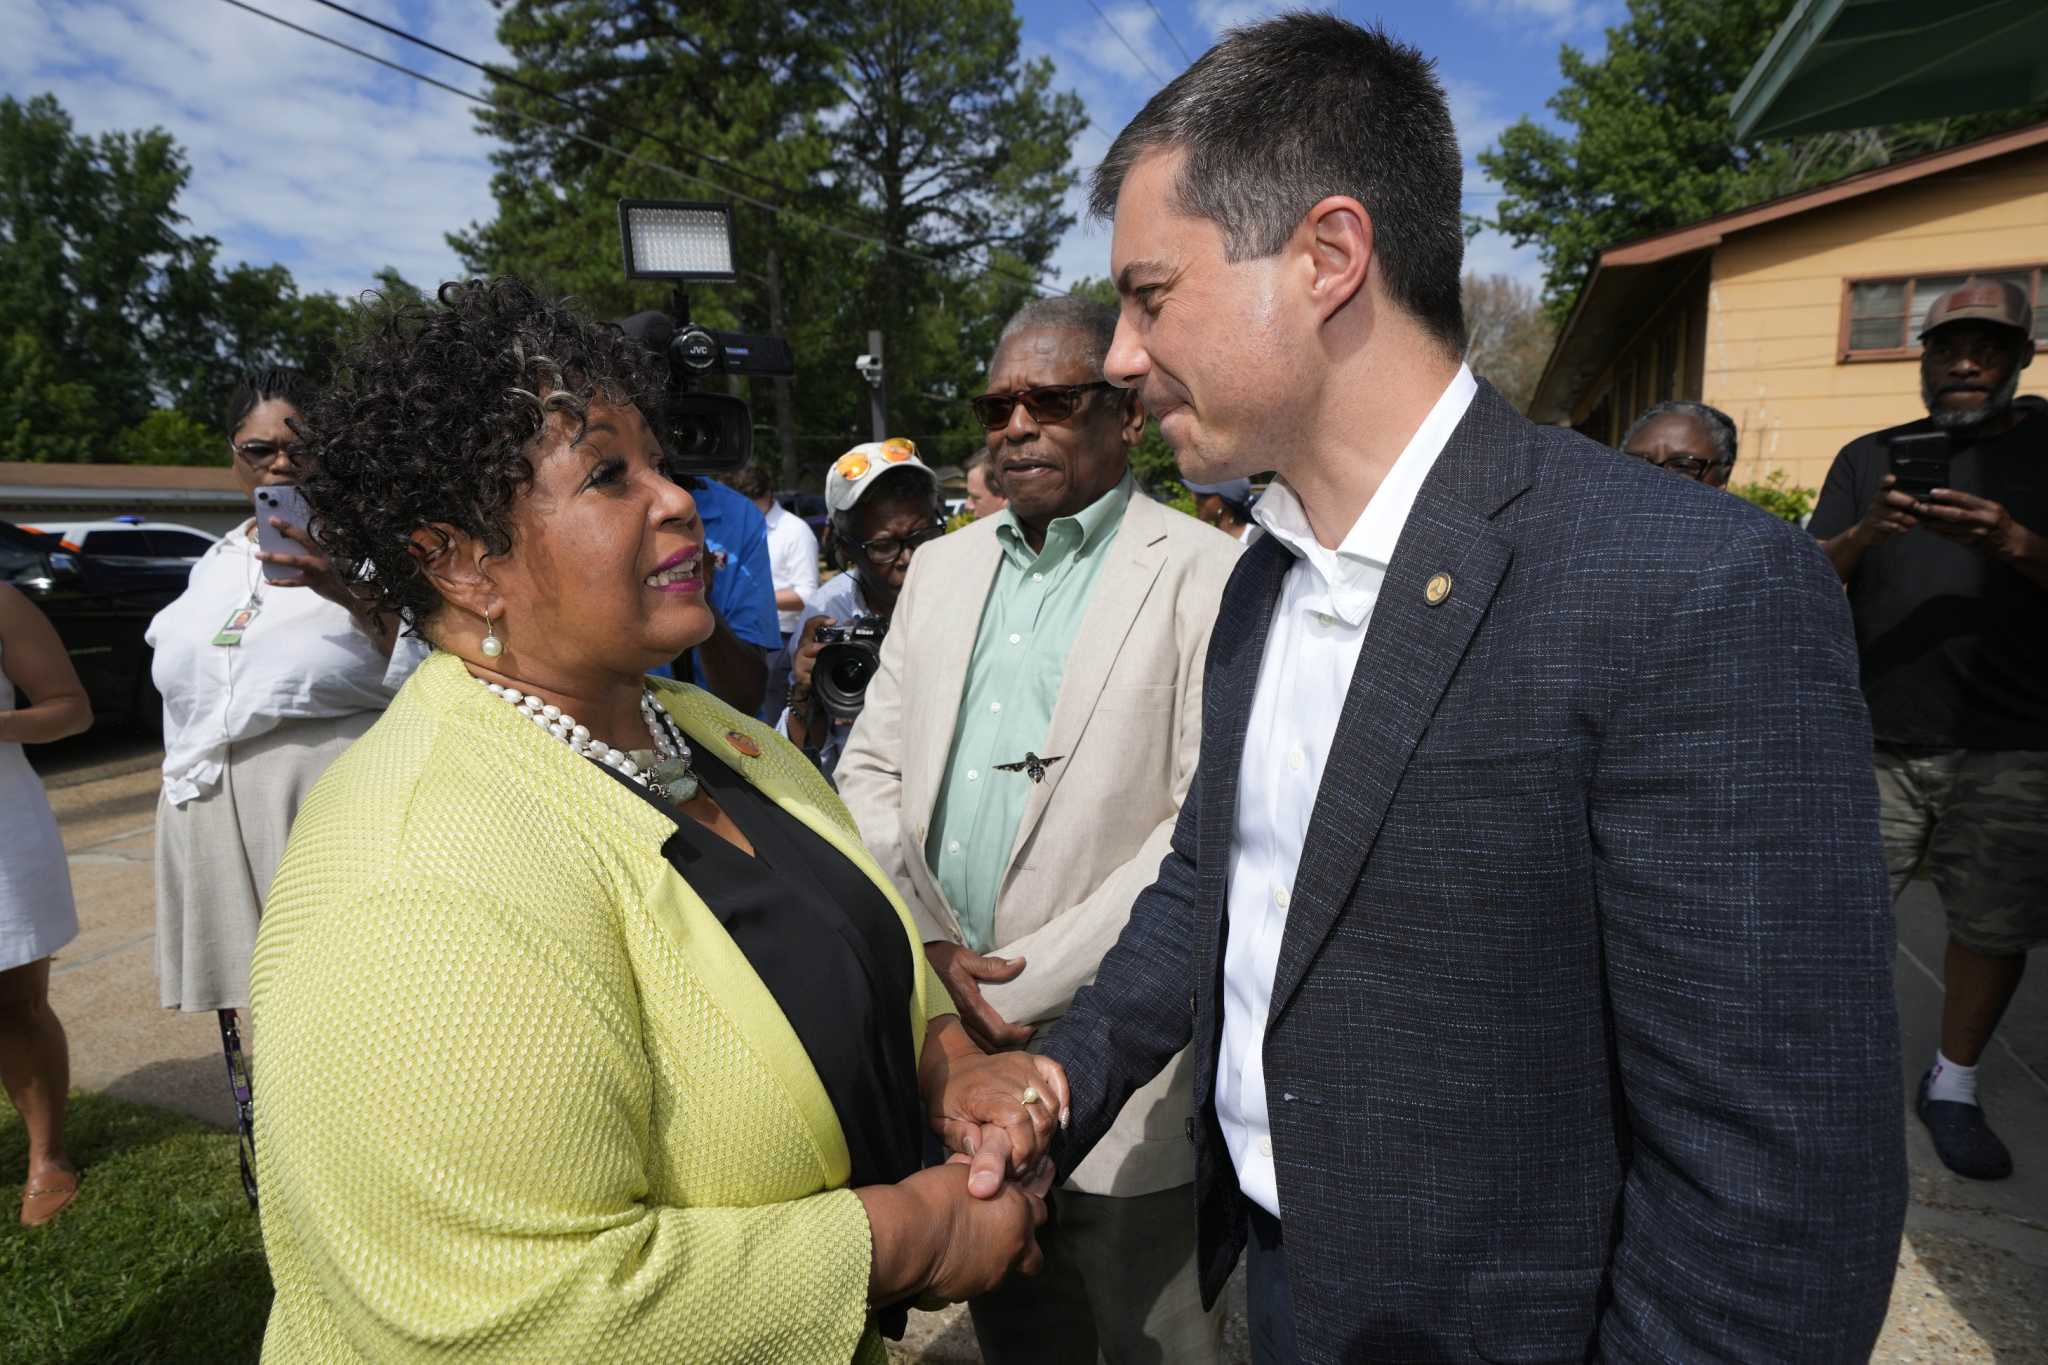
[860,1017,1070,1308]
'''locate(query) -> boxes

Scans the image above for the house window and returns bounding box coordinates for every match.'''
[1842,267,2047,360]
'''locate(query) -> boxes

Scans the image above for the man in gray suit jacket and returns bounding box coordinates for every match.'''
[989,15,1907,1364]
[837,296,1236,1363]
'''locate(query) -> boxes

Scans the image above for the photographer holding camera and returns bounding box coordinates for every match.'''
[783,439,945,777]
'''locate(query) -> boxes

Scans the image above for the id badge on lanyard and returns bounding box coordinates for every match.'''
[213,596,262,647]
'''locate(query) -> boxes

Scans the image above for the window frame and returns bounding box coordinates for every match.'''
[1838,263,2045,363]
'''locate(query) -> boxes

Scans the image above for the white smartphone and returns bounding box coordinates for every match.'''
[253,484,314,582]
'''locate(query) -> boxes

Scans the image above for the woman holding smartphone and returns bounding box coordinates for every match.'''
[146,368,425,1020]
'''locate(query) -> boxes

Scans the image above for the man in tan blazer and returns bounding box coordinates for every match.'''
[837,296,1236,1364]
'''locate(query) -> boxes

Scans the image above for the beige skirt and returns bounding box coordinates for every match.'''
[155,711,378,1012]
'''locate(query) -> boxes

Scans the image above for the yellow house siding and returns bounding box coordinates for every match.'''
[1702,149,2048,493]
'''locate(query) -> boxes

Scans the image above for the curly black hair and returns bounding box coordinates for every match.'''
[300,277,664,632]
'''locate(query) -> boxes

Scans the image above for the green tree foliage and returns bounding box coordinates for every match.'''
[1731,469,1817,524]
[0,95,374,464]
[454,0,1084,486]
[1480,0,2048,318]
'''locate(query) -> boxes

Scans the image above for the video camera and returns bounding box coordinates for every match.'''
[813,615,889,723]
[615,199,796,474]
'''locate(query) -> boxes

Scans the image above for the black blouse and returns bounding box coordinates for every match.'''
[596,744,925,1191]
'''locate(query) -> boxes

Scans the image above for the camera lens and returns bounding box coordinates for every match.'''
[824,651,874,694]
[667,413,722,461]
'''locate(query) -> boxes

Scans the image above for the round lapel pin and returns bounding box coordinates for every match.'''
[725,731,762,759]
[1424,572,1453,607]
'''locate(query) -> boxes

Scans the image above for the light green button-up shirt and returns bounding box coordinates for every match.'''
[925,474,1135,951]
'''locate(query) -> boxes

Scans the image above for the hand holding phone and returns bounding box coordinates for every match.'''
[1884,430,1953,500]
[253,484,315,583]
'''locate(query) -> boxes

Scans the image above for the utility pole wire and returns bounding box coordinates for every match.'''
[214,0,1061,298]
[305,0,800,208]
[1084,0,1172,86]
[1141,0,1196,65]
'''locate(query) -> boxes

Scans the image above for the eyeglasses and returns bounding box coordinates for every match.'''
[1625,450,1726,480]
[969,382,1118,431]
[851,522,946,565]
[231,438,308,465]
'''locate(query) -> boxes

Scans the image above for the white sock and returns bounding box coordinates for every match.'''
[1928,1050,1979,1106]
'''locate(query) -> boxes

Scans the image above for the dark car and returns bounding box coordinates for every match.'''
[2,518,193,730]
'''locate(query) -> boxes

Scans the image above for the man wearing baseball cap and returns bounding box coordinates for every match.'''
[781,439,945,777]
[1811,276,2048,1181]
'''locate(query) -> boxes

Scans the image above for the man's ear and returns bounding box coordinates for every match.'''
[1301,195,1373,323]
[1118,387,1147,447]
[409,524,501,623]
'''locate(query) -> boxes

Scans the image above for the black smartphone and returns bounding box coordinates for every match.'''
[1884,431,1952,499]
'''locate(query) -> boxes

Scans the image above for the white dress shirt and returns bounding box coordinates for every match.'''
[145,521,428,806]
[761,500,822,635]
[1216,365,1477,1217]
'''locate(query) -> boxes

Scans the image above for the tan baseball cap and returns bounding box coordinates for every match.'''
[825,437,938,514]
[1919,278,2033,339]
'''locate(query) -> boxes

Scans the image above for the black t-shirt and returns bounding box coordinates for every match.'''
[1808,397,2048,749]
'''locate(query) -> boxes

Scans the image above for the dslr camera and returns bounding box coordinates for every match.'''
[813,616,890,722]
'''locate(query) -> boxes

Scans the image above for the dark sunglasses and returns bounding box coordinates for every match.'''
[1624,450,1726,480]
[969,381,1118,431]
[851,522,947,566]
[231,438,309,465]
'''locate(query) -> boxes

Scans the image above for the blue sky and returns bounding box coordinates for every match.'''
[4,0,1615,301]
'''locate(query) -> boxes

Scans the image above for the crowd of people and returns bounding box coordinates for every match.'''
[0,10,2041,1364]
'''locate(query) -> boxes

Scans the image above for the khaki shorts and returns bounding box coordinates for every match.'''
[1875,745,2048,956]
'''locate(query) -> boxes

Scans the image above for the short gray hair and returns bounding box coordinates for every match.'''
[995,295,1120,378]
[1090,12,1466,354]
[1623,401,1738,466]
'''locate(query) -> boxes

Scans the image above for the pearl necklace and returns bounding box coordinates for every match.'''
[478,677,700,802]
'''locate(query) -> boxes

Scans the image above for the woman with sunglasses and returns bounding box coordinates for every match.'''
[146,368,425,1021]
[783,440,947,776]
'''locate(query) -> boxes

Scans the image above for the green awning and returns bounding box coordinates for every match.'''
[1732,0,2048,141]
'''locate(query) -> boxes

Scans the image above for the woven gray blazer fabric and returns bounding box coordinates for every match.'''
[1040,382,1907,1363]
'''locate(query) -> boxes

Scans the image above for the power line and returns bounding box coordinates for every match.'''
[304,0,802,209]
[293,0,1058,296]
[1141,0,1196,65]
[1085,0,1172,86]
[214,0,1061,298]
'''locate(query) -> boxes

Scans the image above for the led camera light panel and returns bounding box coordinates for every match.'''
[618,200,738,282]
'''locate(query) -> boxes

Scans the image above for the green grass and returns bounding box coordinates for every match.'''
[1,1093,270,1364]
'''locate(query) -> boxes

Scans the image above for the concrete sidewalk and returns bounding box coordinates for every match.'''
[36,755,2048,1361]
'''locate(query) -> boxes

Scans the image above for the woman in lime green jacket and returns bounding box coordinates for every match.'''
[251,278,1067,1362]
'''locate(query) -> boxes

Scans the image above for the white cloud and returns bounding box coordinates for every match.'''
[3,0,506,299]
[1459,0,1608,39]
[1056,2,1174,86]
[1045,121,1117,288]
[1191,0,1290,38]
